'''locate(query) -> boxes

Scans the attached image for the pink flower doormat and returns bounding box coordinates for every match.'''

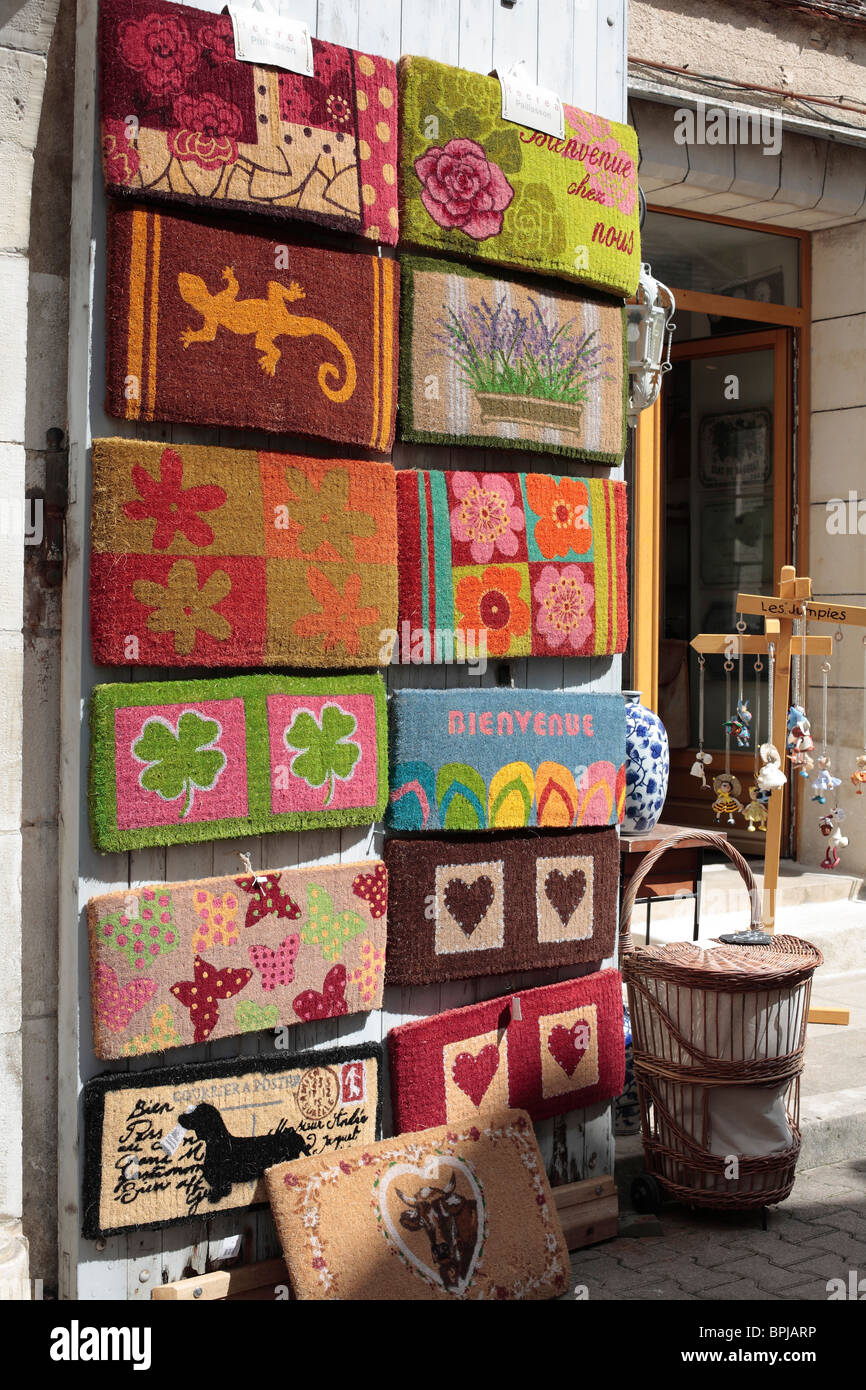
[396,467,628,661]
[99,0,398,242]
[82,1043,382,1238]
[90,438,397,668]
[388,971,625,1132]
[399,257,627,461]
[87,859,387,1059]
[89,674,388,852]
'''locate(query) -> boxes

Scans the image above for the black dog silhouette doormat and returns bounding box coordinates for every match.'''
[82,1043,382,1237]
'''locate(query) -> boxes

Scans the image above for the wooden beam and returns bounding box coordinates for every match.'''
[151,1258,288,1302]
[690,635,833,656]
[808,1006,850,1026]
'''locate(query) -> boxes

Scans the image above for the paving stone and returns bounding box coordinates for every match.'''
[780,1279,836,1301]
[618,1283,699,1300]
[806,1209,866,1240]
[713,1256,816,1291]
[717,1230,829,1266]
[697,1280,781,1301]
[608,1241,681,1270]
[785,1249,860,1281]
[800,1232,866,1263]
[662,1260,734,1293]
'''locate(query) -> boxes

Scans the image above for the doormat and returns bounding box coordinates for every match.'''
[386,688,626,831]
[396,467,628,660]
[388,970,624,1131]
[82,1043,382,1238]
[399,257,626,462]
[87,859,387,1059]
[90,438,397,668]
[105,205,399,451]
[266,1109,568,1300]
[99,0,398,243]
[383,829,617,986]
[398,56,640,297]
[89,673,388,852]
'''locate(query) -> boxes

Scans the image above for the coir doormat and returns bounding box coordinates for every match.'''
[397,468,628,660]
[87,859,387,1059]
[386,688,626,831]
[90,439,397,668]
[82,1043,382,1238]
[266,1110,568,1300]
[398,56,640,297]
[399,257,626,462]
[90,674,387,852]
[105,205,399,451]
[388,970,624,1131]
[99,0,398,242]
[383,830,617,986]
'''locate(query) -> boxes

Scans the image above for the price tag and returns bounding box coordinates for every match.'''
[160,1122,189,1157]
[496,67,564,140]
[227,4,314,75]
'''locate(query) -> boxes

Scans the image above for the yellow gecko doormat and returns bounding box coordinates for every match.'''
[82,1044,382,1238]
[266,1110,569,1299]
[90,439,397,668]
[105,204,399,450]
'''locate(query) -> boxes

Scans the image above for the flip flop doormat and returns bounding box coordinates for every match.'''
[383,830,617,986]
[397,468,628,660]
[398,56,640,296]
[89,674,387,852]
[82,1043,382,1238]
[90,439,397,668]
[388,970,625,1131]
[99,0,398,242]
[87,859,387,1059]
[399,258,627,461]
[386,688,626,831]
[105,205,399,450]
[266,1110,569,1300]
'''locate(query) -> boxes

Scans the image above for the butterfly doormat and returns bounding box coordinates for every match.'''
[386,688,626,831]
[388,970,624,1131]
[105,205,399,451]
[87,859,387,1059]
[398,56,640,297]
[396,467,628,661]
[99,0,398,243]
[383,830,617,987]
[90,439,397,668]
[82,1043,382,1238]
[399,257,627,462]
[89,674,388,852]
[266,1109,568,1300]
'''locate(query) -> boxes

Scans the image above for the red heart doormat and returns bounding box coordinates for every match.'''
[90,439,397,668]
[383,829,617,986]
[89,673,387,852]
[87,859,387,1059]
[397,467,628,660]
[105,205,399,450]
[399,257,627,462]
[82,1043,381,1238]
[388,970,624,1130]
[399,56,640,296]
[99,0,398,242]
[266,1110,568,1299]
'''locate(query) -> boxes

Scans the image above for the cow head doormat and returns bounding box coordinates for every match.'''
[99,0,398,243]
[386,687,626,831]
[105,205,399,450]
[90,439,397,668]
[266,1110,569,1299]
[388,970,624,1131]
[89,673,388,851]
[383,829,617,986]
[87,859,387,1058]
[82,1044,382,1238]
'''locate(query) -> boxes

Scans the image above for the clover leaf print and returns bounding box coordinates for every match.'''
[284,704,360,807]
[132,711,226,820]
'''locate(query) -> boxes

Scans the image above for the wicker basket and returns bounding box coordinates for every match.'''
[620,830,823,1210]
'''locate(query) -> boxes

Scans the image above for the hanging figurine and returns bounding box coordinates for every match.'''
[811,754,840,804]
[712,772,743,825]
[756,643,787,792]
[851,638,866,794]
[786,605,814,776]
[690,654,714,791]
[742,784,768,833]
[724,698,752,748]
[822,819,848,870]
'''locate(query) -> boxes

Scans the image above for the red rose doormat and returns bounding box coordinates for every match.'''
[99,0,398,242]
[90,439,397,668]
[105,205,399,449]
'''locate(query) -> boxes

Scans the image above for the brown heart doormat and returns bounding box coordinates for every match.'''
[105,204,399,450]
[82,1044,382,1238]
[384,829,617,986]
[266,1110,569,1299]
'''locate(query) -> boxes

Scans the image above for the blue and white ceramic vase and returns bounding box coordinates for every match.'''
[622,691,669,833]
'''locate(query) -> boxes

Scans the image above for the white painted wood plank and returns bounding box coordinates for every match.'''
[493,0,538,82]
[572,0,599,112]
[316,0,360,47]
[458,0,494,75]
[401,0,460,64]
[358,0,403,60]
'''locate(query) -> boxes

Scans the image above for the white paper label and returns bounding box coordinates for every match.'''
[210,1234,243,1261]
[227,5,314,75]
[160,1122,189,1157]
[499,72,564,140]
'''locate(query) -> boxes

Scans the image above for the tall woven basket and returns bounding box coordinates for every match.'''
[620,830,822,1211]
